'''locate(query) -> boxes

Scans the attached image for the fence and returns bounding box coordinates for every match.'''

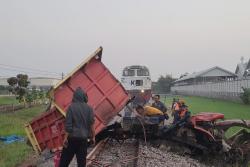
[170,79,250,102]
[0,102,42,114]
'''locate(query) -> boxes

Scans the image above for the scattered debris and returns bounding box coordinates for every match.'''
[0,135,24,144]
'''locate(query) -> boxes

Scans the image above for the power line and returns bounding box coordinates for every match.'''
[0,63,61,75]
[0,66,61,77]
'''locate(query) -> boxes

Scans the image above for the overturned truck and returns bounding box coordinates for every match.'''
[25,47,250,166]
[25,47,130,153]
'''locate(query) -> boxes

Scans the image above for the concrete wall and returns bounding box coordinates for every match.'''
[171,79,250,102]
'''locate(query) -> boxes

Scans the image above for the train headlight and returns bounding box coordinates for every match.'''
[141,89,145,93]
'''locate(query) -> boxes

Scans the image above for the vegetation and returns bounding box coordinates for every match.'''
[26,88,47,105]
[0,96,18,105]
[0,86,10,95]
[152,74,176,93]
[0,90,47,106]
[7,74,30,103]
[164,95,250,137]
[240,87,250,104]
[0,106,45,167]
[6,74,48,105]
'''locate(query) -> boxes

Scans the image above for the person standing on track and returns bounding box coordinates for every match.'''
[59,87,95,167]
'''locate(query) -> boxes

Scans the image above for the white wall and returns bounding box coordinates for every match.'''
[171,79,250,101]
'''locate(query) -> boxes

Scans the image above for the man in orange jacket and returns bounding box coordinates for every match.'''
[173,100,189,124]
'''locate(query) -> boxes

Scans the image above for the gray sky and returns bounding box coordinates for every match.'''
[1,0,250,81]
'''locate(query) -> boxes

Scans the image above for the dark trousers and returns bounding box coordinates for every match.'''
[173,111,180,124]
[59,138,87,167]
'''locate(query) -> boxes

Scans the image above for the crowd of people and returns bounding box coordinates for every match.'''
[134,94,190,125]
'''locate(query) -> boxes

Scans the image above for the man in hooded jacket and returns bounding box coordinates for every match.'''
[59,87,95,167]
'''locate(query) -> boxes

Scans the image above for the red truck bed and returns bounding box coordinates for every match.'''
[25,107,65,153]
[25,47,129,153]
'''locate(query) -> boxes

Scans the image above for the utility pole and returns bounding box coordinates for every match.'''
[61,72,64,80]
[241,56,244,64]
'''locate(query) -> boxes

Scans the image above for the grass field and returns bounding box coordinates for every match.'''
[0,96,18,105]
[0,106,46,167]
[163,95,250,137]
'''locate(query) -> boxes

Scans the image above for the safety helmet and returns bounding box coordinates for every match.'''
[179,99,185,105]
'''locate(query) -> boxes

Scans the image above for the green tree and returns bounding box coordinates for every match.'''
[152,74,176,93]
[31,87,38,101]
[7,74,30,103]
[26,92,33,104]
[240,87,250,104]
[7,77,18,94]
[38,90,45,99]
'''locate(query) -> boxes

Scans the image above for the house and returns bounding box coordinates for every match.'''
[173,66,237,86]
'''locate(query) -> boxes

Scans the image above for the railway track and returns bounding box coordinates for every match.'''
[36,138,218,167]
[87,138,140,167]
[86,138,210,167]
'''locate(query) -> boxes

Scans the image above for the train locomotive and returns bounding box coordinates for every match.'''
[121,65,152,106]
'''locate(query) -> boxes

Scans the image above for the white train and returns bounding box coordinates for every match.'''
[121,65,152,105]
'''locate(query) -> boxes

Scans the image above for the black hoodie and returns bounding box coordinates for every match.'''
[65,87,94,139]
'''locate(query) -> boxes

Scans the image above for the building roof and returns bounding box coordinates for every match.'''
[243,59,250,76]
[235,62,247,77]
[235,58,250,77]
[175,66,237,83]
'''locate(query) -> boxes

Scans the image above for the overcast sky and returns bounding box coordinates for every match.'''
[1,0,250,81]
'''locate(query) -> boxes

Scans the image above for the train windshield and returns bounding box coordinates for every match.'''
[137,68,149,76]
[123,69,135,76]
